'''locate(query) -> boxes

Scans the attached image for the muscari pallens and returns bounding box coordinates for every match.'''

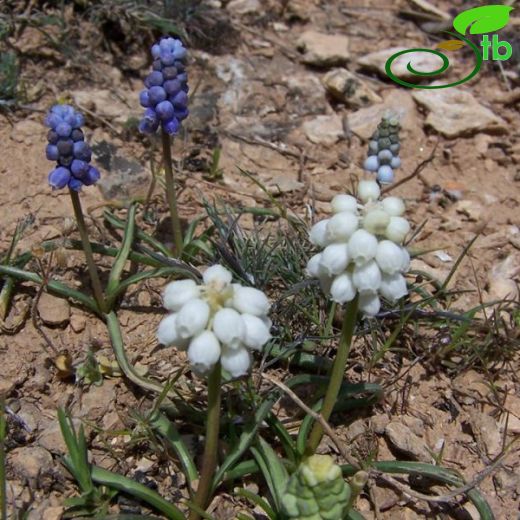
[306,180,410,316]
[157,265,271,378]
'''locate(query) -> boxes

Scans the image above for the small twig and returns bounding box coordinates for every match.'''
[261,373,361,469]
[75,102,120,135]
[382,142,438,194]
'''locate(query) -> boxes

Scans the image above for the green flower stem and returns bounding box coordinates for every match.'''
[161,130,183,256]
[189,363,222,520]
[306,294,359,455]
[69,189,107,313]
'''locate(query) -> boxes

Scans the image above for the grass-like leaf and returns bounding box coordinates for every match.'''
[106,203,137,306]
[0,265,99,314]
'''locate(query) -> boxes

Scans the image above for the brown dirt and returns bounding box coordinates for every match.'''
[1,0,519,519]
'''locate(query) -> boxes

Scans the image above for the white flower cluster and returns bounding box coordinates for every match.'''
[157,265,272,378]
[306,180,411,316]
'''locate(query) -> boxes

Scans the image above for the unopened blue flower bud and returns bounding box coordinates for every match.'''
[156,100,174,120]
[49,167,71,190]
[46,144,59,161]
[162,118,180,135]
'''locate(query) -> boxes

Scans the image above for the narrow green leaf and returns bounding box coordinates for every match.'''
[341,461,494,520]
[265,414,297,463]
[89,464,185,520]
[235,488,276,520]
[106,203,137,302]
[211,397,276,493]
[252,437,289,510]
[0,265,99,314]
[149,412,198,486]
[104,210,171,257]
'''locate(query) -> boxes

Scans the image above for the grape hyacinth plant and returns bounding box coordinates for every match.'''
[139,37,189,256]
[157,264,271,517]
[44,104,106,313]
[305,179,411,452]
[363,115,402,184]
[281,455,352,520]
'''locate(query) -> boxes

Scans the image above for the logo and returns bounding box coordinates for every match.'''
[385,5,514,89]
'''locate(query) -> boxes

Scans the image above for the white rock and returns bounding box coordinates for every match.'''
[359,47,445,82]
[296,30,350,66]
[226,0,260,15]
[322,68,381,108]
[412,87,507,137]
[303,114,344,146]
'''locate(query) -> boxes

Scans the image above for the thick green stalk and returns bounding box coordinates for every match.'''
[306,295,359,454]
[189,364,222,520]
[69,189,107,313]
[161,130,183,256]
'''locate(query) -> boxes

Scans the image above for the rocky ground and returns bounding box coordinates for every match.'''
[1,0,519,518]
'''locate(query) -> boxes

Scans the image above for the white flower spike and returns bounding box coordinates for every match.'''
[158,265,271,377]
[306,182,411,313]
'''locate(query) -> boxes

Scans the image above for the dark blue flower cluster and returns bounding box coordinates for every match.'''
[44,105,100,191]
[139,37,189,135]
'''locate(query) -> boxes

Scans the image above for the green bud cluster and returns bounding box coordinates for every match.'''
[281,455,351,520]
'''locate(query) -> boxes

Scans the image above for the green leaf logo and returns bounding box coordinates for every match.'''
[453,5,514,35]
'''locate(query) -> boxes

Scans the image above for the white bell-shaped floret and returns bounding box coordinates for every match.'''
[348,229,378,266]
[326,212,359,242]
[242,313,271,351]
[363,209,390,235]
[379,273,408,302]
[221,346,251,378]
[157,313,183,347]
[359,292,381,316]
[331,194,358,214]
[187,331,221,374]
[232,286,270,316]
[330,273,356,304]
[353,260,382,293]
[163,279,200,311]
[203,264,233,290]
[385,216,410,243]
[375,240,404,275]
[309,219,330,247]
[358,180,380,203]
[400,247,410,272]
[306,253,323,278]
[176,298,210,339]
[381,196,405,216]
[319,243,350,276]
[212,308,245,349]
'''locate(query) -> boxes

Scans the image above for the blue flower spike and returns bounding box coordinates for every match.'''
[363,116,401,185]
[139,37,189,136]
[44,104,99,192]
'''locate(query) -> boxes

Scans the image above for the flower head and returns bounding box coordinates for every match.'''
[306,180,411,316]
[44,104,99,191]
[157,265,271,377]
[139,37,189,136]
[363,115,401,184]
[281,455,351,520]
